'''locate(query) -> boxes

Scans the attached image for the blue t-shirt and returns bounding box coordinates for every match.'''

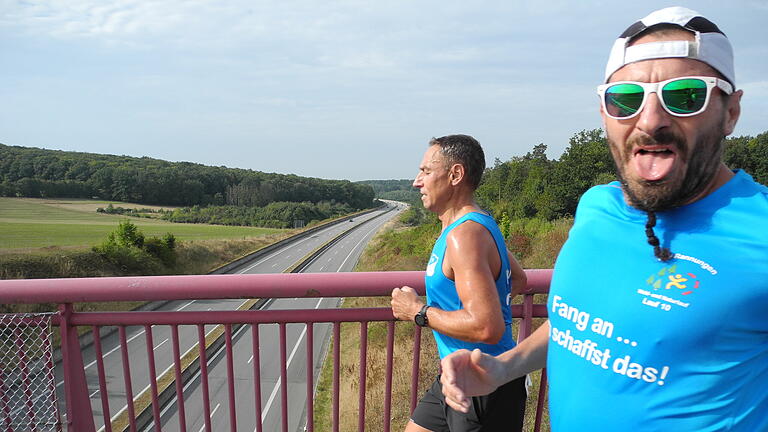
[547,170,768,431]
[425,211,517,359]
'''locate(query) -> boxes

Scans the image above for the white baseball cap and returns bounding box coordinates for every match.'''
[604,7,735,85]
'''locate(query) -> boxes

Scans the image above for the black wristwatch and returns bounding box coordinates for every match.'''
[414,304,430,327]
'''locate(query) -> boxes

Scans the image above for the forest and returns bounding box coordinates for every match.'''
[358,179,419,202]
[0,144,375,210]
[475,129,768,221]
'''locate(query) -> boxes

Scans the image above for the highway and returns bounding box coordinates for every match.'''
[155,204,403,432]
[52,202,405,431]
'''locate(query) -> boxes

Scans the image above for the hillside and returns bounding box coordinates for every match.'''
[358,179,420,203]
[0,143,374,209]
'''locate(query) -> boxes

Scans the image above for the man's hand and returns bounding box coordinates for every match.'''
[440,348,504,412]
[391,286,423,322]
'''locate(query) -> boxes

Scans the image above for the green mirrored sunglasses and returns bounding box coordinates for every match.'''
[597,76,733,120]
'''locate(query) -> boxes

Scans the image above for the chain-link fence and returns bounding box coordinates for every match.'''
[0,313,61,431]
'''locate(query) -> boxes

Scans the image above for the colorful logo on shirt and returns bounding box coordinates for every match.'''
[426,253,439,277]
[635,257,716,312]
[645,264,701,296]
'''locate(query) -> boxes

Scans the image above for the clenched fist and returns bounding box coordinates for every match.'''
[391,286,422,322]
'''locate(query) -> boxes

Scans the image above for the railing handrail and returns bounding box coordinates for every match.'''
[0,269,552,304]
[48,304,550,327]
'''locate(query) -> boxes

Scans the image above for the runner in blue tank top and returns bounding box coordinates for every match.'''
[391,134,527,432]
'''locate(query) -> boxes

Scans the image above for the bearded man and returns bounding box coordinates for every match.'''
[439,7,768,431]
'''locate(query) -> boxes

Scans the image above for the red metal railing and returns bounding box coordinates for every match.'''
[0,270,551,432]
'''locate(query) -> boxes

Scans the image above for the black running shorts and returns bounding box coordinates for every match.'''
[410,375,526,432]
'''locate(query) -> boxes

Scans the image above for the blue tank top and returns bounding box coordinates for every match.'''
[425,211,517,359]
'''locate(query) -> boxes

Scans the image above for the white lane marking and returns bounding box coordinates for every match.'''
[198,403,221,432]
[103,299,252,432]
[154,338,169,351]
[258,298,324,428]
[338,222,381,271]
[247,354,254,364]
[60,297,200,385]
[147,310,254,432]
[236,235,316,274]
[176,300,195,312]
[57,325,155,387]
[177,300,196,311]
[295,219,377,273]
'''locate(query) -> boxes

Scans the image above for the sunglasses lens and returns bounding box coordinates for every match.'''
[605,83,644,118]
[662,78,708,115]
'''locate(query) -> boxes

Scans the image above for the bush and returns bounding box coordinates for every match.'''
[162,232,176,250]
[93,221,177,272]
[109,220,145,248]
[93,241,161,273]
[144,233,177,265]
[398,207,425,226]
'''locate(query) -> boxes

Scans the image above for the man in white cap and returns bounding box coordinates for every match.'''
[439,7,768,430]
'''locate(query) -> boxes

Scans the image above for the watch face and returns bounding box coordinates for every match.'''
[415,313,426,327]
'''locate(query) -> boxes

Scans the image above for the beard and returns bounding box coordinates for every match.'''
[610,126,726,212]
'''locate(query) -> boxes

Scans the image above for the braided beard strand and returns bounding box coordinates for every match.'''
[645,211,673,261]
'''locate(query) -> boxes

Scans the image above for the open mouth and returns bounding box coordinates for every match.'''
[632,146,677,181]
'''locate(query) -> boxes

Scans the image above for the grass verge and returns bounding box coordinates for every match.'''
[312,296,439,431]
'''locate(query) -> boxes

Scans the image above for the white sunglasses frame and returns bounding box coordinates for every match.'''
[597,76,734,120]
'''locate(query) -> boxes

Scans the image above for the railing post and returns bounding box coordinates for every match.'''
[58,303,96,432]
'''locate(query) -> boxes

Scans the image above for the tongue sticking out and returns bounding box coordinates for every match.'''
[633,151,675,181]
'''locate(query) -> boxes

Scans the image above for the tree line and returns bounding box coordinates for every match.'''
[476,129,768,221]
[160,201,359,228]
[0,144,375,209]
[358,179,420,202]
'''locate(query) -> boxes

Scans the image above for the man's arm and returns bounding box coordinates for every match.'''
[391,221,505,344]
[508,250,527,297]
[440,320,550,413]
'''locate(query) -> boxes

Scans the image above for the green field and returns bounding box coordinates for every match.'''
[0,198,285,250]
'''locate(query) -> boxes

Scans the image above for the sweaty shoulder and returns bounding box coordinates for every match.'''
[446,218,494,245]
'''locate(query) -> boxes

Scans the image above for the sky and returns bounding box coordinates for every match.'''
[1,1,766,182]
